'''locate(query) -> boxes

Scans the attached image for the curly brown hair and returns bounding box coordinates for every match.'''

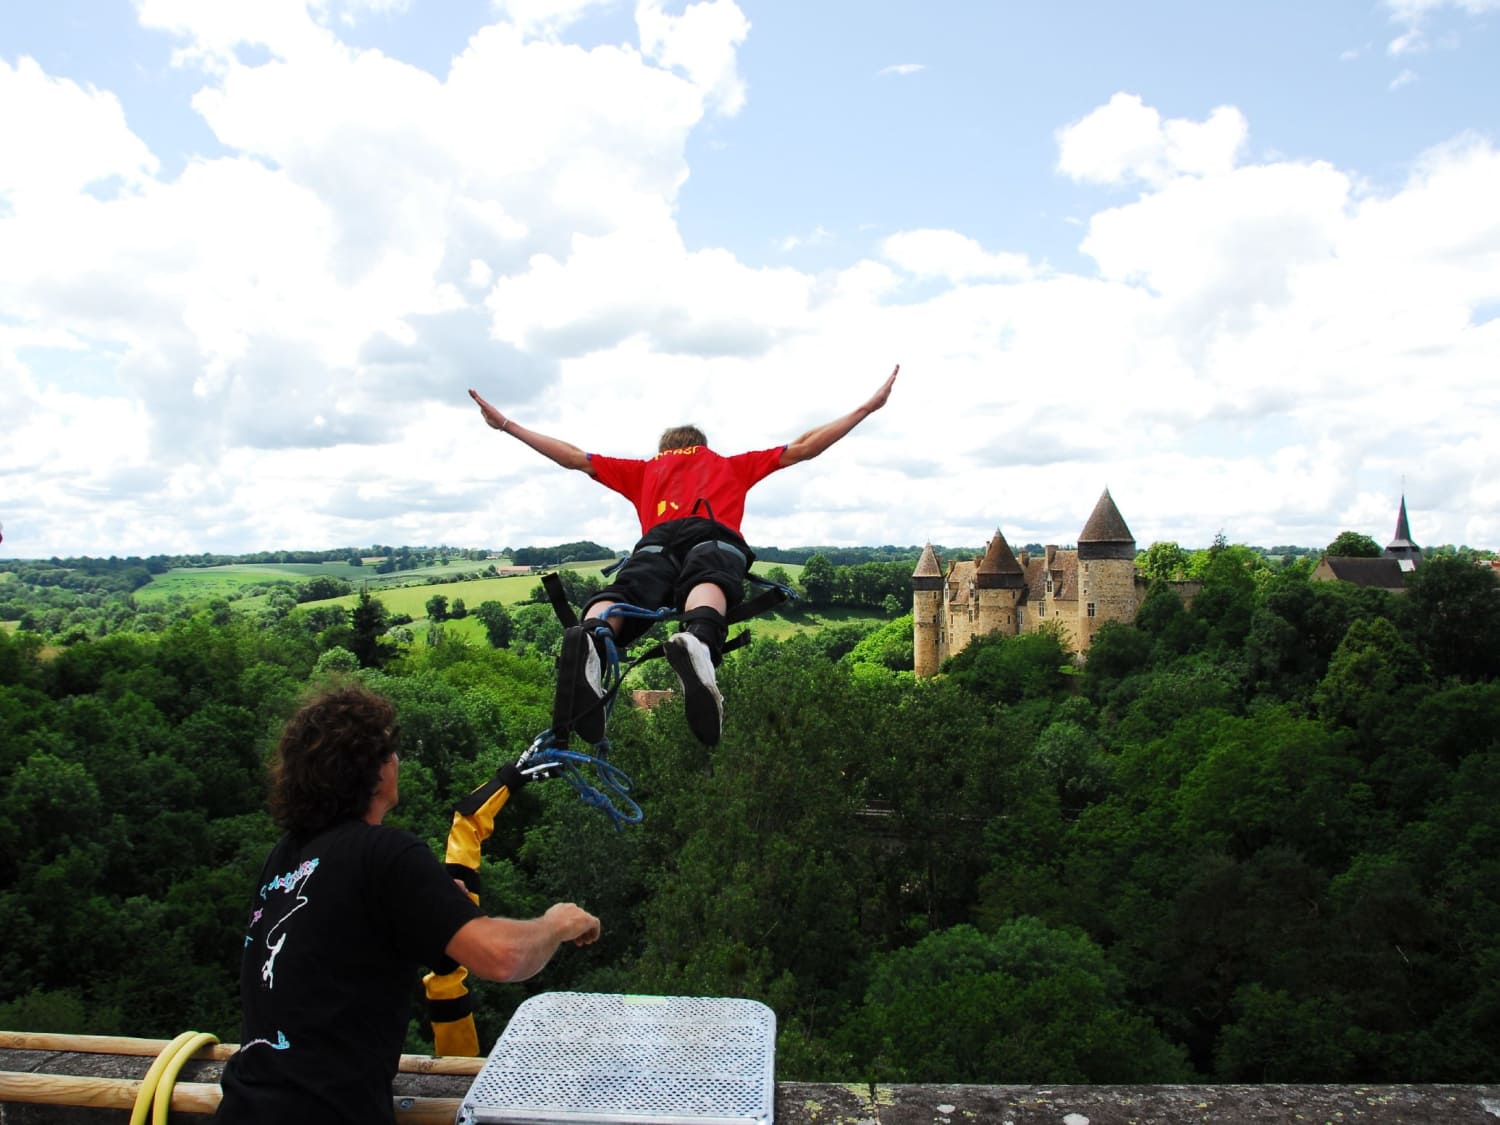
[268,683,399,839]
[658,425,706,453]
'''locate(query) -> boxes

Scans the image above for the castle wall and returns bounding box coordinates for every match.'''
[912,585,944,678]
[1076,555,1138,649]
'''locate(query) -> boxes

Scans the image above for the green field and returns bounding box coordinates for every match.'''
[137,556,806,616]
[134,559,546,607]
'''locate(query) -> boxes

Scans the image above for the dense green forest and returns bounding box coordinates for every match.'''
[2,545,1499,1083]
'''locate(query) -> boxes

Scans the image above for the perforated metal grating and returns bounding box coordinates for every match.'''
[462,992,776,1125]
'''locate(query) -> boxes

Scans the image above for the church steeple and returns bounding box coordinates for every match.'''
[1384,495,1422,572]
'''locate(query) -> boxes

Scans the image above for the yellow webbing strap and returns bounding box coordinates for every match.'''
[130,1030,218,1125]
[423,773,517,1056]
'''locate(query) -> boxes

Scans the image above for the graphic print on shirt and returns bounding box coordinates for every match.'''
[251,857,320,991]
[242,1030,291,1052]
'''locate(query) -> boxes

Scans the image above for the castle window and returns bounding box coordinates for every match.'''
[1087,602,1096,617]
[1017,609,1025,627]
[1038,605,1045,617]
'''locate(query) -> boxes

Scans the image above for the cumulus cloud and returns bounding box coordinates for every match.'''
[881,230,1035,284]
[1056,93,1246,188]
[0,57,159,198]
[637,0,750,116]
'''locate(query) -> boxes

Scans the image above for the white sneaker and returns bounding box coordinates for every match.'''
[665,631,723,746]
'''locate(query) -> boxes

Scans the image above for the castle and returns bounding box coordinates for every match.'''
[911,489,1144,677]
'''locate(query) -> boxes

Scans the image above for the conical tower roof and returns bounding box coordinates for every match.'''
[912,543,944,589]
[977,529,1025,588]
[1078,489,1136,561]
[913,543,942,578]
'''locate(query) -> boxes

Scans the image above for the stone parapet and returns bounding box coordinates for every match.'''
[4,1043,1500,1124]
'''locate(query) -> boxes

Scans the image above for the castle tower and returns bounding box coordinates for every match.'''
[912,543,946,678]
[976,529,1026,637]
[1384,495,1422,572]
[1076,488,1137,651]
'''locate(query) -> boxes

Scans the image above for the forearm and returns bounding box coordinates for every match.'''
[781,407,874,467]
[469,388,591,472]
[779,365,898,467]
[447,903,600,982]
[504,420,591,473]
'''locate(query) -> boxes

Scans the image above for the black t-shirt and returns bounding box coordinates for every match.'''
[216,819,482,1125]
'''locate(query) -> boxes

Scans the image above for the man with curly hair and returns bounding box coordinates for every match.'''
[216,683,599,1125]
[469,365,898,747]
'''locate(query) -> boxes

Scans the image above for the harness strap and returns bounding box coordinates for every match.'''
[727,580,790,625]
[602,544,665,578]
[542,571,580,628]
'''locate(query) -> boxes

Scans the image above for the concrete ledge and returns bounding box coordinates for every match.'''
[4,1046,1500,1123]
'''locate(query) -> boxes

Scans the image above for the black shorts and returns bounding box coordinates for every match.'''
[584,518,754,645]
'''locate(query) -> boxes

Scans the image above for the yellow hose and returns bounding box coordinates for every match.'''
[128,1030,218,1125]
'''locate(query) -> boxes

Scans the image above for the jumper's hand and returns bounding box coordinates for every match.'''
[863,365,898,414]
[469,388,509,431]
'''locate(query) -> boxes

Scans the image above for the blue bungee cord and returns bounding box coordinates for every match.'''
[517,601,677,828]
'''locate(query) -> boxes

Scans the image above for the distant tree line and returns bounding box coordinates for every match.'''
[508,541,616,566]
[753,545,925,566]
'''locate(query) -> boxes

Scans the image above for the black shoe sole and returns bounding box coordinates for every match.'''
[555,627,606,744]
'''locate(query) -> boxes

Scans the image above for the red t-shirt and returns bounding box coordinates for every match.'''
[588,445,786,536]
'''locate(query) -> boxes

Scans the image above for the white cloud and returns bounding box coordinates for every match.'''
[0,57,159,198]
[777,225,833,253]
[878,63,924,77]
[1382,0,1500,52]
[1384,0,1500,20]
[1388,27,1427,54]
[1390,67,1420,88]
[636,0,750,116]
[491,0,614,40]
[4,0,1498,564]
[137,0,338,74]
[1056,93,1246,188]
[881,230,1034,283]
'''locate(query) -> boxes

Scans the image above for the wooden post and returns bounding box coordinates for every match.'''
[0,1071,464,1123]
[0,1031,484,1075]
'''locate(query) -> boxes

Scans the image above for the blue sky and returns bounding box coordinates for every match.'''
[2,0,1498,558]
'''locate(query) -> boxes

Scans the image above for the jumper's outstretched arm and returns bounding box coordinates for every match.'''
[469,388,593,474]
[779,364,899,468]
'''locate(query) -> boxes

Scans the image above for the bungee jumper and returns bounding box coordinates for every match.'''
[469,363,899,749]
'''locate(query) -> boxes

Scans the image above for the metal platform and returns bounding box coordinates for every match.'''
[460,992,776,1125]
